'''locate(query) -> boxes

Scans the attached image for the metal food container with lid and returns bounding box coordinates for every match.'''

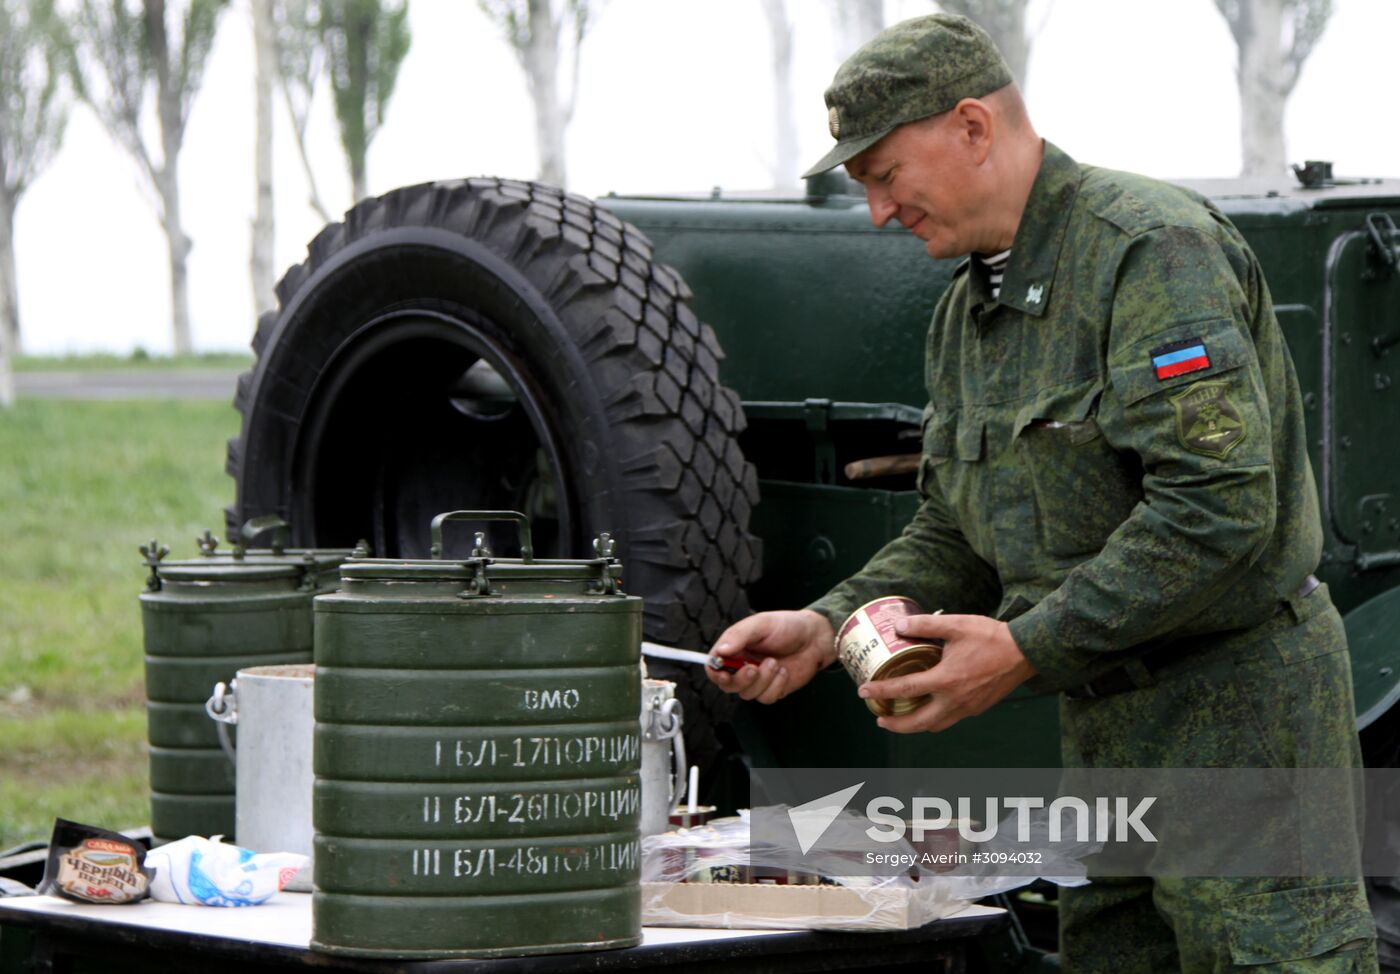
[311,510,643,959]
[139,516,354,843]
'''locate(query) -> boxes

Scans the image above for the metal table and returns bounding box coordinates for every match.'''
[0,893,1006,973]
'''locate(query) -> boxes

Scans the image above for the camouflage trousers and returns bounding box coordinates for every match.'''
[1057,586,1378,972]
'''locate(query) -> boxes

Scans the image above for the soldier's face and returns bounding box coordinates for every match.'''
[845,113,987,260]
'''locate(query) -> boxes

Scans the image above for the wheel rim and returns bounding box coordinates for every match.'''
[289,308,576,559]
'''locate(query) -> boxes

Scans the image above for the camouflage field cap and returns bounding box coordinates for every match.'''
[802,14,1014,178]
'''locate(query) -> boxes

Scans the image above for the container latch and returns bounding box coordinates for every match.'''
[593,533,622,595]
[140,538,169,592]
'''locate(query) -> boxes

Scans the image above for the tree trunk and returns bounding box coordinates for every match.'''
[1236,0,1288,177]
[0,189,21,363]
[149,0,193,355]
[936,0,1031,90]
[830,0,883,62]
[762,0,798,190]
[995,1,1030,90]
[251,0,276,315]
[526,0,566,188]
[156,161,193,356]
[0,191,16,406]
[351,159,367,203]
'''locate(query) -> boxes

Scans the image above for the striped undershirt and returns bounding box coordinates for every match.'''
[978,248,1012,300]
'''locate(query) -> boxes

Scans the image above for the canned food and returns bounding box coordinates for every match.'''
[836,597,943,718]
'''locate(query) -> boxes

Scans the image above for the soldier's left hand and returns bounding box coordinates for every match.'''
[859,614,1037,734]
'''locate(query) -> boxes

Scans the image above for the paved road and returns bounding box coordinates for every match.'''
[15,369,242,401]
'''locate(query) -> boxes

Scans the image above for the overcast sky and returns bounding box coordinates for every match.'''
[13,0,1400,356]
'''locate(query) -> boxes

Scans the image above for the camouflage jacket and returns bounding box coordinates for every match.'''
[809,141,1322,691]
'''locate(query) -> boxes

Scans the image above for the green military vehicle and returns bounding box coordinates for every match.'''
[224,165,1400,779]
[218,165,1400,961]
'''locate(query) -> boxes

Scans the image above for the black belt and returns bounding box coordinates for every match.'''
[1063,574,1321,702]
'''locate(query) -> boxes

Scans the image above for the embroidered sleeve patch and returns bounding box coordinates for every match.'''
[1150,337,1212,380]
[1169,379,1246,458]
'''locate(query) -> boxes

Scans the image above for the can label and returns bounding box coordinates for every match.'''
[836,597,943,717]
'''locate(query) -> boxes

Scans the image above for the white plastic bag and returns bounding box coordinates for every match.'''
[143,835,307,907]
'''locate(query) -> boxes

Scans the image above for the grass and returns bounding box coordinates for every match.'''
[14,352,253,372]
[0,710,149,850]
[0,399,240,848]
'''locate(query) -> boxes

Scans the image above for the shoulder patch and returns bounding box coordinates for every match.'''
[1170,379,1246,459]
[1151,337,1212,380]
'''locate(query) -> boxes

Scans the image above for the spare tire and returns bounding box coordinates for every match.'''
[226,178,761,781]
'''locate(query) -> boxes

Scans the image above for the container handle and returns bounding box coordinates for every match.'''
[205,680,238,765]
[430,511,534,562]
[234,515,290,557]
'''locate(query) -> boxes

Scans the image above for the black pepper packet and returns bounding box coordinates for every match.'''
[36,819,152,905]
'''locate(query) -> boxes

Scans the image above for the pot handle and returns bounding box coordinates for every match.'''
[670,708,687,808]
[205,680,238,765]
[430,511,534,562]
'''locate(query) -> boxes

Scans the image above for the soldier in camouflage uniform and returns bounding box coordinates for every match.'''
[708,14,1377,972]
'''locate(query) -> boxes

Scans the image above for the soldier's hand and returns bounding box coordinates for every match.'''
[706,610,836,705]
[859,613,1037,734]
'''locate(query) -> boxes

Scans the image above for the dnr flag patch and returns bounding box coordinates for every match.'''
[1150,338,1211,380]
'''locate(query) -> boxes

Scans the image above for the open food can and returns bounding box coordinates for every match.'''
[836,597,943,718]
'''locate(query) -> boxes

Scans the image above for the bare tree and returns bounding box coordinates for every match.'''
[479,0,598,189]
[1214,0,1331,178]
[251,0,275,315]
[70,0,227,357]
[0,0,71,400]
[318,0,410,202]
[761,0,798,190]
[271,0,331,221]
[936,0,1034,89]
[829,0,883,62]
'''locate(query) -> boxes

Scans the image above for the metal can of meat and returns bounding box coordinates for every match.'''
[836,597,943,718]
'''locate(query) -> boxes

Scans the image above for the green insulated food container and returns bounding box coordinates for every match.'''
[312,511,643,959]
[139,516,354,844]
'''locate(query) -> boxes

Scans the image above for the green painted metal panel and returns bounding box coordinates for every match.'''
[315,666,642,725]
[146,701,225,748]
[309,887,641,959]
[148,793,234,843]
[1327,230,1400,569]
[313,832,639,895]
[1348,588,1400,728]
[143,650,308,703]
[314,720,642,783]
[747,479,921,610]
[737,677,1061,769]
[314,777,641,838]
[147,747,236,794]
[603,195,957,408]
